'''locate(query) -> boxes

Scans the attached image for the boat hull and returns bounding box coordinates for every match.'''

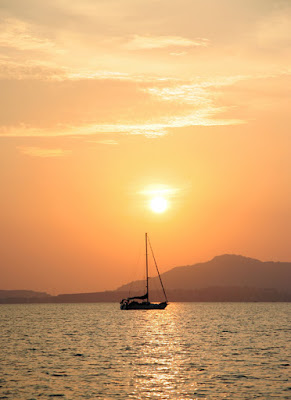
[120,302,167,310]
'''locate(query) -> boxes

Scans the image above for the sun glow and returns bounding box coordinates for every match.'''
[150,196,168,213]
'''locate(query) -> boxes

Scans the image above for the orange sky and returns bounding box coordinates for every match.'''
[0,0,290,294]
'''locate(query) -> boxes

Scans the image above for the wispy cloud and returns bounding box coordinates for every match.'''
[124,35,209,50]
[5,107,244,139]
[5,70,286,137]
[0,58,67,80]
[0,71,248,138]
[170,52,188,57]
[145,75,251,104]
[0,57,132,81]
[66,70,130,81]
[87,139,119,145]
[0,18,58,52]
[17,146,71,157]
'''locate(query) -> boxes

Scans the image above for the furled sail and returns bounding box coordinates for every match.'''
[121,292,148,302]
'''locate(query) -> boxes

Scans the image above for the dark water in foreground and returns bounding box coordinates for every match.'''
[0,303,290,399]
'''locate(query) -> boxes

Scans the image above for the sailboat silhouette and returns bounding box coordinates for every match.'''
[120,233,168,310]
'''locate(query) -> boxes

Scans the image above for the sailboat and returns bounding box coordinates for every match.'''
[120,233,168,310]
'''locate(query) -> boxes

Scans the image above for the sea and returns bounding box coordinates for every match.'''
[0,303,290,399]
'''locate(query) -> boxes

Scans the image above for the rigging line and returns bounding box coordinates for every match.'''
[148,236,168,303]
[128,243,143,298]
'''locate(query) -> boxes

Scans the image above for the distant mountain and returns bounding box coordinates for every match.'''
[117,254,291,293]
[0,290,51,299]
[1,255,290,303]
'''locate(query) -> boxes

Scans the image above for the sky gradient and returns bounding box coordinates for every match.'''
[0,0,290,294]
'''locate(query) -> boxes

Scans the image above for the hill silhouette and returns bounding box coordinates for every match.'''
[117,254,291,293]
[0,290,51,299]
[1,255,290,303]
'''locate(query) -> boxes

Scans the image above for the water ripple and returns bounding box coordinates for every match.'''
[0,303,290,399]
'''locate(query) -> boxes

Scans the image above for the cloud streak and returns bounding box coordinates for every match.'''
[0,73,255,138]
[17,146,71,157]
[124,35,209,50]
[5,108,244,139]
[0,18,58,52]
[88,139,119,145]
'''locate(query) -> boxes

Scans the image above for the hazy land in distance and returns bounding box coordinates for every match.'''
[1,254,290,303]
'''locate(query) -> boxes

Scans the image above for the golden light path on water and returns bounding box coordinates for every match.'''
[122,304,199,398]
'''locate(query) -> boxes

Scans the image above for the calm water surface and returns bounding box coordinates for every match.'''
[0,303,290,399]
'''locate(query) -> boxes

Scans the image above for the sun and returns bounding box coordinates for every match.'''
[149,196,168,213]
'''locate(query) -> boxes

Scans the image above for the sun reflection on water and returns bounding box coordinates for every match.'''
[123,304,199,399]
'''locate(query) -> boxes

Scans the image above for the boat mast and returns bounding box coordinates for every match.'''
[145,232,149,302]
